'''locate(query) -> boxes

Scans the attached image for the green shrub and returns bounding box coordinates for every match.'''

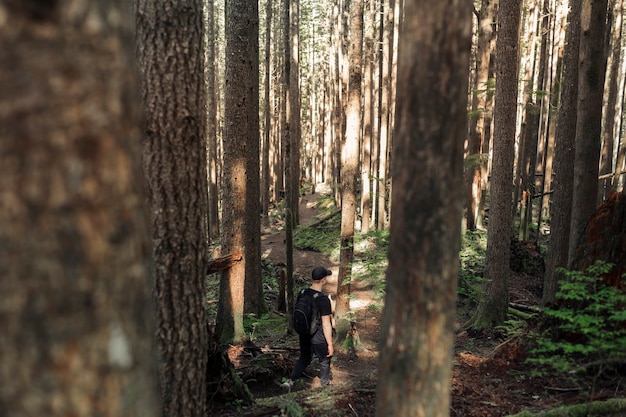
[527,261,626,378]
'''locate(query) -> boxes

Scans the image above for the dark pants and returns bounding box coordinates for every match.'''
[290,334,332,386]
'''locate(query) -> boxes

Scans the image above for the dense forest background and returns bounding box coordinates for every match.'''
[1,0,626,416]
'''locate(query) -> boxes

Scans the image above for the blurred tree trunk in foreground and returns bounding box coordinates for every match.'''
[375,0,471,415]
[0,1,159,416]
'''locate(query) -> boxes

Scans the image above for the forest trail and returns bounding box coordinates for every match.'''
[260,192,382,391]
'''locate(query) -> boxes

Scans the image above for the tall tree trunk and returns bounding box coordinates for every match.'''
[0,2,159,415]
[568,0,609,266]
[262,0,273,231]
[376,0,393,230]
[360,0,376,233]
[206,0,220,241]
[136,1,209,414]
[466,0,496,231]
[336,0,364,342]
[599,0,623,201]
[283,0,296,333]
[469,0,522,331]
[218,0,264,340]
[289,0,302,225]
[375,0,471,413]
[543,0,582,305]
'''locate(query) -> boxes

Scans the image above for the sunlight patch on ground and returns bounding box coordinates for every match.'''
[350,298,371,309]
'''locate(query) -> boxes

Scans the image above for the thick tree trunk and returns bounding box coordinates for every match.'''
[0,2,159,415]
[218,0,264,340]
[136,1,209,415]
[375,0,471,415]
[568,0,609,266]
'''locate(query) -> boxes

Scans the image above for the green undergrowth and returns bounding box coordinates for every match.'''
[526,261,626,381]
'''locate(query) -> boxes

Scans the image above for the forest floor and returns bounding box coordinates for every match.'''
[210,191,626,417]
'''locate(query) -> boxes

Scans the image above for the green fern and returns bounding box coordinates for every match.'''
[527,261,626,377]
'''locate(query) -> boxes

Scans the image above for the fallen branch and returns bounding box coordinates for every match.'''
[207,251,243,274]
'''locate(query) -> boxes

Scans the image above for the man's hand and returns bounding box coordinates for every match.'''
[327,343,334,357]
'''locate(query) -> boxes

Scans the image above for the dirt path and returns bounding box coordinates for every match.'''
[260,193,381,392]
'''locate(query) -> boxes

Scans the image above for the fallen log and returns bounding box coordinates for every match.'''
[505,397,626,417]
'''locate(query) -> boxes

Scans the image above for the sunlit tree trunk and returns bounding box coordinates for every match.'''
[217,0,263,340]
[599,0,623,201]
[0,2,159,415]
[376,0,393,230]
[568,0,609,266]
[466,0,496,231]
[543,0,582,305]
[469,0,522,331]
[360,0,376,233]
[376,0,471,414]
[336,0,364,342]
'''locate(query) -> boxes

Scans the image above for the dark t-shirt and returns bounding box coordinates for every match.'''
[310,289,332,344]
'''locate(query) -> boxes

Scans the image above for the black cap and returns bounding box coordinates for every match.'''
[312,266,332,280]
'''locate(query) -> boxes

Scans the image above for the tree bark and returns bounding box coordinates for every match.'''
[568,0,609,266]
[206,0,220,241]
[375,0,471,415]
[0,2,159,415]
[469,0,523,331]
[543,0,582,305]
[336,0,364,343]
[136,1,209,415]
[218,0,264,341]
[466,0,496,231]
[599,0,623,201]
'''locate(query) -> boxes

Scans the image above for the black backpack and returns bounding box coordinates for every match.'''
[293,289,321,336]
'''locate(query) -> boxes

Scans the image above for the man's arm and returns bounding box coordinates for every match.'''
[322,314,334,357]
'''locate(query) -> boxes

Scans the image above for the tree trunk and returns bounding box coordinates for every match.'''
[466,0,496,231]
[376,0,393,231]
[218,0,264,341]
[283,0,296,333]
[543,0,582,305]
[206,0,220,241]
[0,2,159,416]
[599,0,623,201]
[375,0,471,415]
[469,0,522,331]
[568,0,609,266]
[336,0,364,344]
[289,0,302,225]
[136,1,209,415]
[262,0,273,230]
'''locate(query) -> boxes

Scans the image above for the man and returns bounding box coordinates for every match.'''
[283,266,334,388]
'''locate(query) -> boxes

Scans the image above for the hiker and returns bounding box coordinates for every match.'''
[283,266,334,388]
